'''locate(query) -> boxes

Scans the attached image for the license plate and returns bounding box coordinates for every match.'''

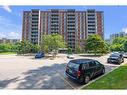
[111,60,115,62]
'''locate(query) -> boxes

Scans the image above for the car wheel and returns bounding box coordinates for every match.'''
[84,76,90,84]
[107,60,110,63]
[122,59,124,63]
[118,61,121,64]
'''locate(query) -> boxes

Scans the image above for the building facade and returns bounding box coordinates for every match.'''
[0,38,20,44]
[110,32,127,43]
[22,9,104,50]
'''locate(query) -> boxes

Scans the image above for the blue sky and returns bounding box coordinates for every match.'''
[0,5,127,40]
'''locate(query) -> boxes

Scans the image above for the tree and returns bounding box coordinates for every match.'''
[85,34,108,55]
[0,44,5,52]
[67,47,72,54]
[112,37,126,45]
[101,42,110,54]
[110,44,124,52]
[0,41,40,54]
[41,35,53,53]
[110,37,127,52]
[31,44,41,53]
[0,43,13,52]
[16,41,40,54]
[75,45,82,54]
[124,40,127,52]
[41,34,66,57]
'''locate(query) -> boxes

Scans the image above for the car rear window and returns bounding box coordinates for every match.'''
[67,61,80,70]
[110,54,119,57]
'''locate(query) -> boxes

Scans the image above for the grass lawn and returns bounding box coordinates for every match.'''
[0,52,16,55]
[82,64,127,89]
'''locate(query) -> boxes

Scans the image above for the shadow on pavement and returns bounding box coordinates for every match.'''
[16,63,117,89]
[0,77,19,89]
[17,63,72,89]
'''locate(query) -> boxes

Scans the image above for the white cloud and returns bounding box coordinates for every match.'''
[0,32,21,39]
[0,6,22,40]
[0,32,6,39]
[122,27,127,33]
[2,5,12,13]
[0,16,21,39]
[7,32,21,39]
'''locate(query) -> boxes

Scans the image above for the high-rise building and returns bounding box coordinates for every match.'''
[110,31,127,43]
[22,9,104,50]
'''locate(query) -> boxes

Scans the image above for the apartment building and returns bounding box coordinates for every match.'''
[110,32,127,43]
[0,38,20,44]
[22,9,104,50]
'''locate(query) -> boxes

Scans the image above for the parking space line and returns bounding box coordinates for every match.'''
[57,72,76,89]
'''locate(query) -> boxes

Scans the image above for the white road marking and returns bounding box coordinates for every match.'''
[57,72,76,89]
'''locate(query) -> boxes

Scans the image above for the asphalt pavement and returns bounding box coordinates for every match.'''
[0,54,126,89]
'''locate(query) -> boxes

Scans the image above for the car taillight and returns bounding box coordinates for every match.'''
[77,70,81,77]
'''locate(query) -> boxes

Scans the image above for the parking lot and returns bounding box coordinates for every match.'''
[0,54,126,89]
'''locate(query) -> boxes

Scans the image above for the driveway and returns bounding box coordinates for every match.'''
[0,54,125,89]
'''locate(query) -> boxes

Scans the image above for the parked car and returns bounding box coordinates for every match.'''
[65,59,105,84]
[67,54,75,59]
[119,51,124,54]
[107,53,124,64]
[123,52,127,58]
[35,52,45,59]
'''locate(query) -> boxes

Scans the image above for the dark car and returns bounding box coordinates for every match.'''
[65,59,105,84]
[35,52,45,59]
[107,53,124,64]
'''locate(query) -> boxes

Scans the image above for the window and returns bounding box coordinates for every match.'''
[119,54,123,58]
[89,61,96,67]
[68,18,75,20]
[88,14,95,16]
[88,25,95,27]
[32,15,38,17]
[88,18,95,20]
[32,18,38,20]
[32,11,39,13]
[94,61,101,66]
[51,14,59,16]
[110,54,119,57]
[88,21,95,23]
[82,63,89,70]
[88,28,95,30]
[68,62,80,70]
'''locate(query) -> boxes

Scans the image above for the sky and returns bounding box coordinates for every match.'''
[0,5,127,40]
